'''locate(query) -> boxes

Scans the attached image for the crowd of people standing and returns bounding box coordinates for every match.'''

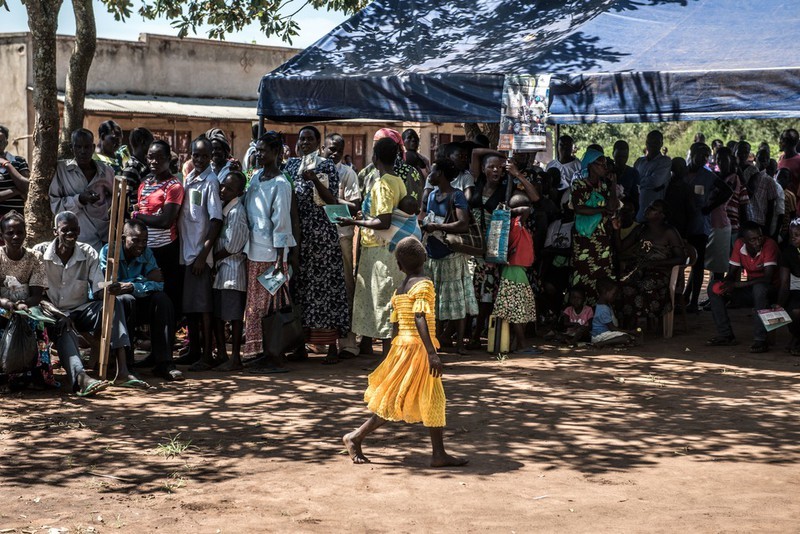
[2,120,800,400]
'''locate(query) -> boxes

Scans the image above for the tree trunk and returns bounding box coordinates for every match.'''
[24,0,65,245]
[58,0,96,159]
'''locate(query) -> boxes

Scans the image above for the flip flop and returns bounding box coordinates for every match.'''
[248,366,290,374]
[114,378,151,390]
[76,379,110,397]
[321,355,340,365]
[338,350,359,360]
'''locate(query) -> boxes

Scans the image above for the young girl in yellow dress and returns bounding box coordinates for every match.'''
[343,237,468,467]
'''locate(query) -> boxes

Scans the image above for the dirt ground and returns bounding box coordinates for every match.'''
[2,306,800,533]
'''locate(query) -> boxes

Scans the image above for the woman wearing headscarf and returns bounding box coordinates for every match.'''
[570,148,619,304]
[283,125,349,363]
[205,128,236,183]
[357,128,424,203]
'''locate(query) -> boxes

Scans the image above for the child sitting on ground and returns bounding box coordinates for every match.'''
[591,277,635,347]
[212,171,248,371]
[343,237,467,468]
[491,192,541,354]
[558,286,593,345]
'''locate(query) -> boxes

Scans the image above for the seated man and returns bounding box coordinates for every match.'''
[778,219,800,355]
[707,221,780,352]
[99,219,184,381]
[34,212,147,396]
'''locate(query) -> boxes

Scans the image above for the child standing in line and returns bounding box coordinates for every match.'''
[591,278,635,347]
[212,172,248,371]
[177,137,223,371]
[559,287,593,345]
[343,237,467,468]
[491,192,541,354]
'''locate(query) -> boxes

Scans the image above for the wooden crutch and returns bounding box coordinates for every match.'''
[97,176,128,380]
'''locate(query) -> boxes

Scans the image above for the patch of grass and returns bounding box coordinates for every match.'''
[163,472,187,493]
[495,352,509,363]
[154,433,193,459]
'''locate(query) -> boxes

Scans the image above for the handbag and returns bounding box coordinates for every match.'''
[0,314,38,374]
[484,204,511,264]
[443,194,485,256]
[261,288,304,358]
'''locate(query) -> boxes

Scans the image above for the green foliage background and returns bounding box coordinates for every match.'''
[562,119,797,160]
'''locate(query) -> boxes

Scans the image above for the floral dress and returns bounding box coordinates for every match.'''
[284,157,349,342]
[570,178,614,305]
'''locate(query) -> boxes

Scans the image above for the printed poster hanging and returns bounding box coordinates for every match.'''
[498,74,551,153]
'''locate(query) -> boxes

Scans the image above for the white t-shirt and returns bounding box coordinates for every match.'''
[546,158,582,190]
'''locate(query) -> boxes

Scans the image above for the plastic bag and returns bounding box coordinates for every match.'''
[485,205,511,264]
[0,315,38,375]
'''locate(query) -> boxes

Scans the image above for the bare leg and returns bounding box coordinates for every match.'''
[343,414,387,464]
[469,303,492,346]
[456,318,466,354]
[200,312,214,364]
[429,427,468,467]
[381,338,391,358]
[115,348,149,387]
[213,317,228,361]
[359,336,374,356]
[511,323,526,352]
[215,320,244,371]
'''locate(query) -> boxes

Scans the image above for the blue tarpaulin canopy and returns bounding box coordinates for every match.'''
[258,0,800,124]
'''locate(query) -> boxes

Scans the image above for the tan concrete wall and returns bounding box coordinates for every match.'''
[55,34,301,100]
[0,36,33,160]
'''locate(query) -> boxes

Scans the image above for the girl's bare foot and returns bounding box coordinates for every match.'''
[343,432,370,464]
[430,453,469,468]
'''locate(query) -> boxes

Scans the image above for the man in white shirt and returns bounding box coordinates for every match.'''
[177,137,223,368]
[35,211,145,396]
[323,133,361,357]
[545,135,581,191]
[49,129,115,249]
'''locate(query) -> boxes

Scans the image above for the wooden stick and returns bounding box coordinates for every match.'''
[98,177,127,380]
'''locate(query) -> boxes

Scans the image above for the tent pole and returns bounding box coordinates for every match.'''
[554,123,560,160]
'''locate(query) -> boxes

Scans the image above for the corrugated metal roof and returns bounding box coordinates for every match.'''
[57,93,258,121]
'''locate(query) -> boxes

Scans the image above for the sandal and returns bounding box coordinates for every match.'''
[321,355,340,365]
[114,378,151,390]
[338,350,359,360]
[706,336,738,346]
[750,342,769,353]
[516,346,544,355]
[76,379,110,398]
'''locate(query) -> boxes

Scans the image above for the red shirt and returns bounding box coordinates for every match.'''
[729,237,779,282]
[137,176,184,247]
[508,216,534,267]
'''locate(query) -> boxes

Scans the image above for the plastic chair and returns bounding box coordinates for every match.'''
[663,242,698,338]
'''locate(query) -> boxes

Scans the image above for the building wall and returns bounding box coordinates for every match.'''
[1,31,468,165]
[55,33,300,100]
[0,34,32,159]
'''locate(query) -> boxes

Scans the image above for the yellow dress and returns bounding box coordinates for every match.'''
[364,279,446,427]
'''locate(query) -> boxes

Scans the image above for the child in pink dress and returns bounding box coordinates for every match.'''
[559,287,593,344]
